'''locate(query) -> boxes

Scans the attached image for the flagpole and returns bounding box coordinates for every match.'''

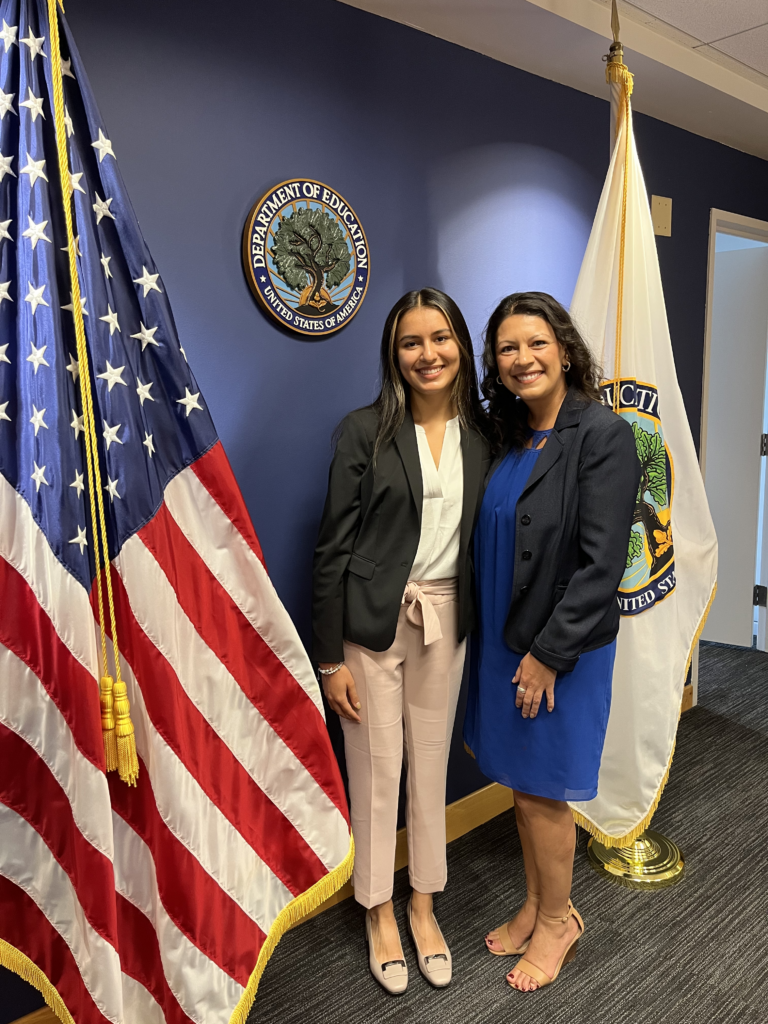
[584,0,685,889]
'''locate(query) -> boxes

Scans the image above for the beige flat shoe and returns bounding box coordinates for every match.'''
[365,910,408,995]
[507,900,584,991]
[485,891,540,956]
[407,899,452,988]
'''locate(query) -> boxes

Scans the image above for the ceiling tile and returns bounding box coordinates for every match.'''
[627,0,768,43]
[712,23,768,75]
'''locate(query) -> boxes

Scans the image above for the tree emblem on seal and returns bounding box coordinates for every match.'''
[625,421,674,577]
[271,207,352,317]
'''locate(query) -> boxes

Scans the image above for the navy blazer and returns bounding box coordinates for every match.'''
[494,388,641,673]
[312,406,490,663]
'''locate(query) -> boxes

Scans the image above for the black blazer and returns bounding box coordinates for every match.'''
[312,406,490,663]
[498,388,641,673]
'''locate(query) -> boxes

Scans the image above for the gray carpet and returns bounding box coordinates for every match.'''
[248,642,768,1024]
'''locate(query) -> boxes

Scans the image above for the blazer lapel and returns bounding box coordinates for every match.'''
[459,427,484,555]
[394,409,423,522]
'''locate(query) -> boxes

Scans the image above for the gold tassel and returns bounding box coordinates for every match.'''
[113,680,139,786]
[606,58,634,96]
[100,675,118,772]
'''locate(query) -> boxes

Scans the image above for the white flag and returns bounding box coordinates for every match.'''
[568,68,717,845]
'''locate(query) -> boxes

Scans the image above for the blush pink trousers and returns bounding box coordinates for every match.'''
[341,578,467,908]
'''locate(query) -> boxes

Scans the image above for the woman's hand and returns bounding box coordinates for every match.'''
[513,653,557,719]
[319,664,362,723]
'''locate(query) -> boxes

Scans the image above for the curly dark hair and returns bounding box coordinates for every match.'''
[480,291,604,452]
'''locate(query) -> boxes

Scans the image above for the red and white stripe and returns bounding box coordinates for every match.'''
[0,443,351,1023]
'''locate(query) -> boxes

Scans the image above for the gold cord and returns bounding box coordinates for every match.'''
[608,64,632,409]
[47,0,138,784]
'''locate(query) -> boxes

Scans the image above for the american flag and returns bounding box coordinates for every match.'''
[0,2,352,1022]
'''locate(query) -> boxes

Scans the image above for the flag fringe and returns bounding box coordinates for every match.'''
[571,580,717,847]
[0,939,75,1024]
[229,834,355,1024]
[1,841,354,1024]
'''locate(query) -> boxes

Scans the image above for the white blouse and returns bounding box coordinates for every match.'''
[409,417,464,581]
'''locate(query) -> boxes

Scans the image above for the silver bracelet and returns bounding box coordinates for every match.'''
[318,661,344,676]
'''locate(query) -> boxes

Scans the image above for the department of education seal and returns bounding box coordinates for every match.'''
[243,179,370,338]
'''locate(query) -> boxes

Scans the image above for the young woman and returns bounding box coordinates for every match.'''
[313,288,489,994]
[464,292,639,992]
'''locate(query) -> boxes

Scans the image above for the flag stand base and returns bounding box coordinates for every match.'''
[586,829,684,889]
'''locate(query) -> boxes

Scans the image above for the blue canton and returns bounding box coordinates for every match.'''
[0,0,219,591]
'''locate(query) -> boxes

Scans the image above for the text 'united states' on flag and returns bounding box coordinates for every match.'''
[0,2,353,1023]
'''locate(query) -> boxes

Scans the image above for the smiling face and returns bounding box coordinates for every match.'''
[395,305,462,396]
[495,313,567,407]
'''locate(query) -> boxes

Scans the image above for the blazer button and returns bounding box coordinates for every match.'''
[520,585,530,595]
[522,550,532,560]
[521,514,531,525]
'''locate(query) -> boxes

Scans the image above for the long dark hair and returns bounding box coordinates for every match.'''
[371,288,484,460]
[481,291,603,452]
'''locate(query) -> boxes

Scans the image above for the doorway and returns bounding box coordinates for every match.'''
[699,209,768,674]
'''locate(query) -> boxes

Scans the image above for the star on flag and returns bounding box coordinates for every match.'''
[91,128,115,162]
[100,306,121,335]
[0,20,17,52]
[26,342,49,374]
[70,410,84,439]
[19,87,44,121]
[177,388,203,417]
[0,152,15,181]
[69,526,88,554]
[104,476,121,502]
[20,153,47,188]
[31,461,49,491]
[20,29,45,59]
[29,405,47,436]
[103,420,123,450]
[70,471,85,498]
[93,193,115,223]
[25,282,49,315]
[130,322,159,350]
[97,361,127,391]
[22,215,51,250]
[133,266,162,296]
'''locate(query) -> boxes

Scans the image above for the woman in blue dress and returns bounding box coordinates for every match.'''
[464,292,639,993]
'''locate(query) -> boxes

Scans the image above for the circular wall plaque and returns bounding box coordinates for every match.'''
[243,179,370,338]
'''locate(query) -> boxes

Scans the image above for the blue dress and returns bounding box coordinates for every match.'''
[464,433,615,801]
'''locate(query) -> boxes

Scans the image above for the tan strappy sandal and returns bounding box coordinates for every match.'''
[507,900,584,990]
[485,891,540,957]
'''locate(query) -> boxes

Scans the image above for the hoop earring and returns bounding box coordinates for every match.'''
[496,375,502,385]
[562,361,571,373]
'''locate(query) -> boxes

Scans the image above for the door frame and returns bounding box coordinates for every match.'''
[695,208,768,701]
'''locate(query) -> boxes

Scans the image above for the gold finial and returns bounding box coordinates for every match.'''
[611,0,620,44]
[608,0,624,66]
